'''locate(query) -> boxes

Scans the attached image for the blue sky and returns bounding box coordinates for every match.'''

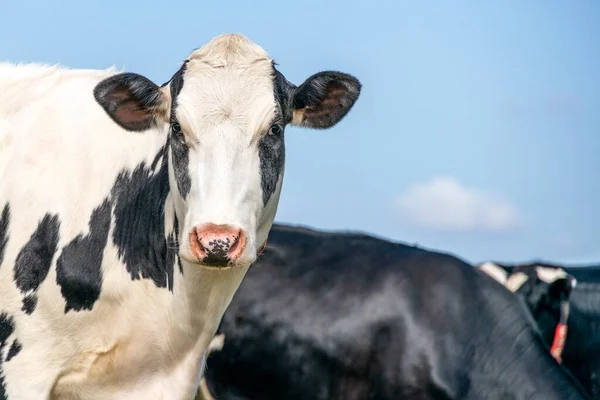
[2,0,598,265]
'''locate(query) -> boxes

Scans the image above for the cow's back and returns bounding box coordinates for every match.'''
[205,225,590,400]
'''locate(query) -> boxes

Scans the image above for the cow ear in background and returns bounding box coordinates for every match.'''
[94,73,171,132]
[547,277,575,303]
[290,71,361,129]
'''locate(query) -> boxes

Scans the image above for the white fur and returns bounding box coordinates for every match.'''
[506,272,529,292]
[194,334,225,400]
[478,262,571,293]
[478,262,508,285]
[173,34,280,265]
[534,266,567,284]
[0,34,285,399]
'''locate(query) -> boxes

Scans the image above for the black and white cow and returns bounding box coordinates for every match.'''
[480,262,600,398]
[0,34,361,399]
[480,262,600,285]
[202,224,590,400]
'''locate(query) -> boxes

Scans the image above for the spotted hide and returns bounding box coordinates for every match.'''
[0,34,361,399]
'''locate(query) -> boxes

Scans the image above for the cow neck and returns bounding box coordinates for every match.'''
[112,144,253,340]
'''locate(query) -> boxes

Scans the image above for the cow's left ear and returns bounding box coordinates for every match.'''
[546,277,576,304]
[94,73,171,132]
[290,71,361,129]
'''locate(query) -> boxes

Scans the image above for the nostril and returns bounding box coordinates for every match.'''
[189,228,208,261]
[195,229,206,252]
[227,229,246,260]
[228,232,241,255]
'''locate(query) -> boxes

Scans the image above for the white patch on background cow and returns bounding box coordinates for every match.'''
[0,33,360,399]
[535,266,567,284]
[506,272,529,292]
[478,262,508,285]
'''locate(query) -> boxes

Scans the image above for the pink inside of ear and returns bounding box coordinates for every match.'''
[115,100,153,127]
[109,87,131,101]
[303,82,348,119]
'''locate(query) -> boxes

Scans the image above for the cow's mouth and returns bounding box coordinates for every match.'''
[178,241,265,270]
[257,241,267,256]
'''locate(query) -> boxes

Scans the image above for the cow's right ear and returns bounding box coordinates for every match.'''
[546,277,575,304]
[290,71,361,129]
[94,73,171,132]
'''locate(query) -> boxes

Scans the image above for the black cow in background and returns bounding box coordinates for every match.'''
[480,262,600,398]
[203,224,590,400]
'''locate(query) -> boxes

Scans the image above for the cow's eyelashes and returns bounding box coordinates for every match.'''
[170,122,187,144]
[268,124,283,137]
[171,122,182,134]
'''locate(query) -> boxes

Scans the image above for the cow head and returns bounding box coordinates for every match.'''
[93,34,361,268]
[480,262,577,350]
[506,266,576,326]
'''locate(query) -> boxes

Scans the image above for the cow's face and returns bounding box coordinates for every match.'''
[507,267,575,316]
[505,266,576,348]
[94,34,361,268]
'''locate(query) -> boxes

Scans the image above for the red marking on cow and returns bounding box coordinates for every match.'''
[550,323,568,363]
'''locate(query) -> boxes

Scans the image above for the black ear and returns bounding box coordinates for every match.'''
[290,71,361,129]
[547,277,575,303]
[93,73,169,132]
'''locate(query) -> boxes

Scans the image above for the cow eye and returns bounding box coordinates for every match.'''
[171,122,182,133]
[268,124,282,136]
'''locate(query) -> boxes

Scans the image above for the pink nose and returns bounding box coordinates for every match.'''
[189,224,246,266]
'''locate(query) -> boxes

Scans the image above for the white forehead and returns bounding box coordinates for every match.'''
[175,34,278,136]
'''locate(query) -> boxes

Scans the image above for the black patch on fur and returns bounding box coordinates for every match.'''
[292,71,361,129]
[6,339,21,363]
[13,214,60,315]
[167,213,183,275]
[22,295,37,314]
[163,216,178,290]
[150,148,164,171]
[273,67,296,124]
[166,62,192,199]
[0,204,10,266]
[94,73,163,132]
[257,66,290,205]
[0,313,15,396]
[170,132,191,199]
[112,151,179,291]
[258,134,285,205]
[56,199,111,313]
